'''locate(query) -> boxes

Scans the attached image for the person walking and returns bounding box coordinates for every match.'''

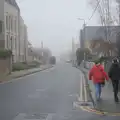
[89,61,109,101]
[108,57,120,102]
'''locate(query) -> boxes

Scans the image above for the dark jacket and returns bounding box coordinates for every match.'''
[108,63,120,80]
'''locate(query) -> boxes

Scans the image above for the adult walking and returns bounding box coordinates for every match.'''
[108,58,120,102]
[89,61,109,101]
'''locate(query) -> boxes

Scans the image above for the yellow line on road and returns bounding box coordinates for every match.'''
[74,102,120,116]
[80,106,120,116]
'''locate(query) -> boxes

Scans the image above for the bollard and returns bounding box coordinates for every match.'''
[83,74,90,102]
[79,73,91,105]
[79,73,84,102]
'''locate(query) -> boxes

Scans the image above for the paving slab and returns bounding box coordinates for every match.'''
[0,65,53,83]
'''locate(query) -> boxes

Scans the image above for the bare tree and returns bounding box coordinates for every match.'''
[88,0,106,25]
[90,38,117,56]
[88,0,120,56]
[88,0,117,25]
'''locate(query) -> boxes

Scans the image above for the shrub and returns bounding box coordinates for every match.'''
[12,62,28,71]
[0,49,12,58]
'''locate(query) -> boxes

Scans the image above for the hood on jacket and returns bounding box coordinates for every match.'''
[112,58,119,65]
[94,64,104,71]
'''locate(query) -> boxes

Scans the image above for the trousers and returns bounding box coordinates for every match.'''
[94,83,101,100]
[111,80,119,100]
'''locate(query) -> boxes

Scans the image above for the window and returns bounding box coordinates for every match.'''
[9,16,11,31]
[13,18,15,32]
[6,15,8,30]
[6,35,9,48]
[8,34,10,49]
[14,37,17,49]
[14,17,17,32]
[11,16,13,32]
[12,37,15,49]
[15,19,16,32]
[0,21,3,33]
[10,36,13,50]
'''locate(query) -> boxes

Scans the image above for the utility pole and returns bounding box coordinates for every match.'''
[83,23,86,66]
[72,37,75,65]
[78,18,86,66]
[41,41,43,48]
[41,41,44,62]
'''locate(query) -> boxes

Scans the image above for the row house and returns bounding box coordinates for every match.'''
[0,0,28,63]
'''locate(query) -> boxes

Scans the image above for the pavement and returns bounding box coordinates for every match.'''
[81,67,120,113]
[0,62,120,120]
[0,64,53,83]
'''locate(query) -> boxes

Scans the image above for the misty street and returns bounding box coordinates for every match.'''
[0,63,119,120]
[0,63,80,120]
[0,0,120,119]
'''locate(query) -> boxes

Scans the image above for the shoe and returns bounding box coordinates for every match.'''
[96,97,100,101]
[115,97,119,102]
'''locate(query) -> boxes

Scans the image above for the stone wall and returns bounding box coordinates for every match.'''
[0,57,12,76]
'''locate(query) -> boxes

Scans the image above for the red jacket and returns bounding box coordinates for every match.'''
[89,64,109,84]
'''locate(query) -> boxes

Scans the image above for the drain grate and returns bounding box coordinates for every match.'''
[73,101,94,109]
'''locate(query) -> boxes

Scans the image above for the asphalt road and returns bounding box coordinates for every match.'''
[0,62,120,120]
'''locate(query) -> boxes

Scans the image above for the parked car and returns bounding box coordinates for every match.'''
[66,60,72,63]
[49,56,56,64]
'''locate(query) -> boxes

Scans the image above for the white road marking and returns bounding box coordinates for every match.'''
[68,94,78,97]
[36,88,47,92]
[46,114,55,120]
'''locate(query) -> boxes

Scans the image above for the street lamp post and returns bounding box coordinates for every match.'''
[78,18,86,67]
[77,18,86,27]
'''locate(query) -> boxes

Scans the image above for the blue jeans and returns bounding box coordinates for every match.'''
[94,83,101,100]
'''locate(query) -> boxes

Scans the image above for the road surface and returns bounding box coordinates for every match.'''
[0,62,119,120]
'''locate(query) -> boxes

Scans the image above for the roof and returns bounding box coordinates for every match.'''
[5,0,20,11]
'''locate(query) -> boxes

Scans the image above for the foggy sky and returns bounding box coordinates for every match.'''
[17,0,98,55]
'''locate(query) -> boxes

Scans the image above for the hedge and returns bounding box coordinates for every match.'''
[92,56,107,64]
[12,61,41,71]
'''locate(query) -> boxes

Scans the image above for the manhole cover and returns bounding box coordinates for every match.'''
[14,113,55,120]
[25,113,48,119]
